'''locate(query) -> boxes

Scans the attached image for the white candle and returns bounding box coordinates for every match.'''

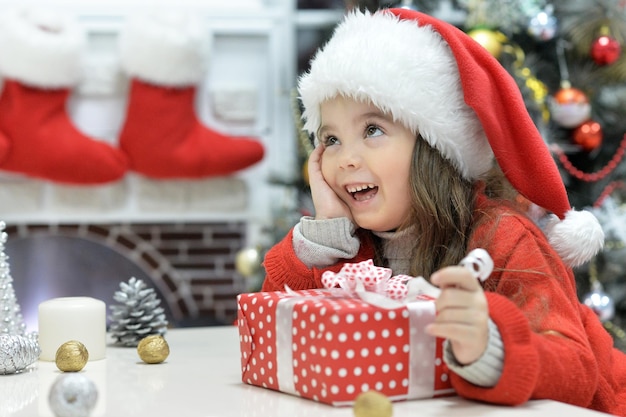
[38,297,106,361]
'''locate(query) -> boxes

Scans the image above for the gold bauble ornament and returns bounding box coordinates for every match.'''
[302,159,309,186]
[137,334,169,364]
[55,340,89,372]
[468,28,505,59]
[235,247,262,277]
[353,390,393,417]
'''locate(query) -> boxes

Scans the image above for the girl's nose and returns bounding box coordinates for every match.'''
[337,143,361,169]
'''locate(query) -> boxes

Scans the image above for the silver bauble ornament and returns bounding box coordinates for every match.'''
[527,6,558,41]
[394,0,419,10]
[582,281,615,322]
[49,373,98,417]
[0,332,40,375]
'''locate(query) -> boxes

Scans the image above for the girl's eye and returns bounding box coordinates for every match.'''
[365,125,383,137]
[321,135,339,147]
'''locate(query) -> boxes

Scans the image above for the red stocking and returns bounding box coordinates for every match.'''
[119,79,264,178]
[0,80,128,184]
[0,9,128,184]
[118,13,264,179]
[0,132,9,166]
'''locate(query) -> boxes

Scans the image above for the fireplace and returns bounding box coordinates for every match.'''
[7,221,249,331]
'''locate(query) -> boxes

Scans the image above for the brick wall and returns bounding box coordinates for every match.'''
[6,221,248,328]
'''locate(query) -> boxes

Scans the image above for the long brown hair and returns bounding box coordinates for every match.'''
[372,135,518,278]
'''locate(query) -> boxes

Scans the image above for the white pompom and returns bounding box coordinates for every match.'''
[545,210,605,268]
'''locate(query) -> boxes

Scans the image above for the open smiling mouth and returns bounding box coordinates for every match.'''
[346,184,378,201]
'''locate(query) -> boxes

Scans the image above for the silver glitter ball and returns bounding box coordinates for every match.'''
[49,374,98,417]
[0,333,40,375]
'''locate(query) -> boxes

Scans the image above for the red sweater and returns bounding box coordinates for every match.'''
[262,197,626,415]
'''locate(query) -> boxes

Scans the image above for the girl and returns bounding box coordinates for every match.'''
[262,8,626,415]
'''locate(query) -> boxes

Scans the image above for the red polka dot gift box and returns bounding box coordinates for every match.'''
[236,261,456,406]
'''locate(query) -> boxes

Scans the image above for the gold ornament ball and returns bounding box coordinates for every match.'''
[137,335,170,364]
[353,390,393,417]
[235,247,262,277]
[468,28,503,59]
[302,159,309,185]
[55,340,89,372]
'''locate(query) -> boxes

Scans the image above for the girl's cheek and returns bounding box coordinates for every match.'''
[320,156,335,177]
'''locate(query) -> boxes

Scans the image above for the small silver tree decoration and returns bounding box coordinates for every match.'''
[0,221,40,375]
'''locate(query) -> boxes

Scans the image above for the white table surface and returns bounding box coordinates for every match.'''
[0,326,611,417]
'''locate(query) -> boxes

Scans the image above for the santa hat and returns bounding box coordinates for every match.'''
[298,8,604,267]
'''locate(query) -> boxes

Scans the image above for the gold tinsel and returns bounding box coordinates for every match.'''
[501,43,550,123]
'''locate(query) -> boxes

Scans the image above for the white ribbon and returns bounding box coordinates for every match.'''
[275,289,343,395]
[275,296,299,396]
[322,248,494,310]
[407,300,437,399]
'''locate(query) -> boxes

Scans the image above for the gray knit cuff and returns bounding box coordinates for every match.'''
[443,318,504,387]
[293,217,360,268]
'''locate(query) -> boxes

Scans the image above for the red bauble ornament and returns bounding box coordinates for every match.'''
[572,120,603,152]
[590,35,621,65]
[550,87,591,128]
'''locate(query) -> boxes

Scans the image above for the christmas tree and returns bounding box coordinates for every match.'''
[437,0,626,349]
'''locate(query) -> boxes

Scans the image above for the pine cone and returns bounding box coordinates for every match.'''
[109,277,168,347]
[0,332,40,374]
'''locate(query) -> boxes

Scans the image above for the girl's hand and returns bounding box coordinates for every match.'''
[426,266,489,365]
[307,145,353,222]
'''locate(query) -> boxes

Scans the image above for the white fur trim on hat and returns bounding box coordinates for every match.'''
[0,8,85,88]
[119,12,207,87]
[544,210,605,268]
[298,11,493,180]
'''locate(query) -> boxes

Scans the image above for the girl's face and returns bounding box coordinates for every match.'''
[318,96,416,232]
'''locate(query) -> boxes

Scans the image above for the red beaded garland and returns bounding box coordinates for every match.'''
[554,134,626,182]
[593,181,626,208]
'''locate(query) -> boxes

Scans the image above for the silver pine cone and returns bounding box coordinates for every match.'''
[0,332,40,374]
[109,277,168,347]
